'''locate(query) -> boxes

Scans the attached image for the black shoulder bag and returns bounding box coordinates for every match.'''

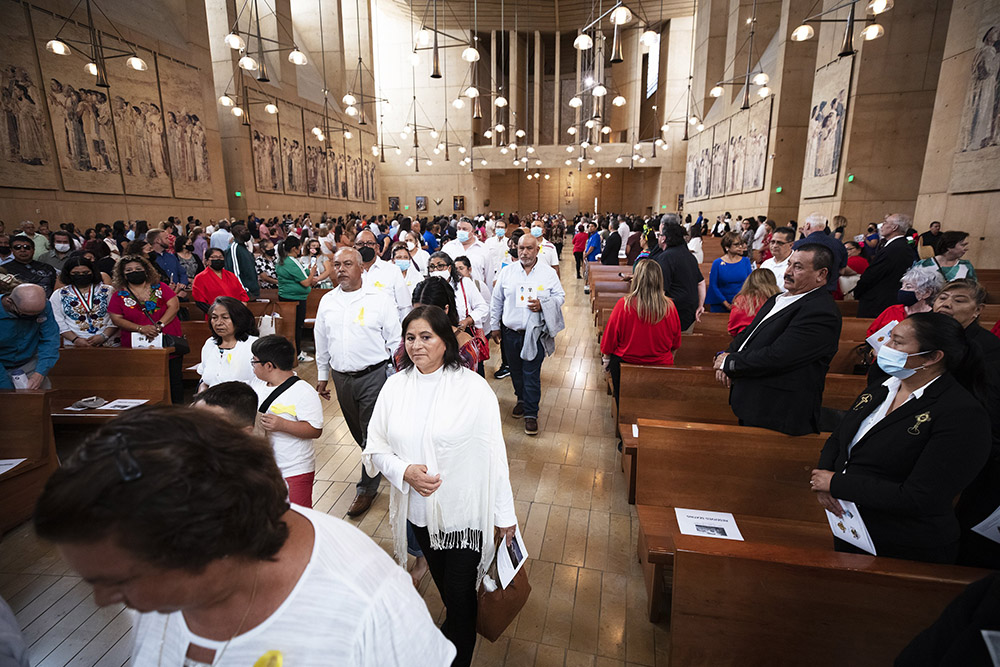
[258,376,301,414]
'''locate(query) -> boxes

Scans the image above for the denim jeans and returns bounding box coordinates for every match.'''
[502,328,545,418]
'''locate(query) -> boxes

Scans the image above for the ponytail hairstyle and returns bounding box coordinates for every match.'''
[278,236,300,265]
[906,312,987,406]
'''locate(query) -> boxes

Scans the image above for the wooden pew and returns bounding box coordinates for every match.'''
[247,300,298,343]
[837,300,859,318]
[982,304,1000,323]
[633,418,828,620]
[688,312,730,335]
[590,281,628,312]
[982,279,1000,303]
[0,390,58,533]
[671,333,730,367]
[48,348,171,423]
[302,288,332,329]
[180,321,213,381]
[616,365,868,503]
[829,339,867,375]
[669,539,989,666]
[841,316,875,341]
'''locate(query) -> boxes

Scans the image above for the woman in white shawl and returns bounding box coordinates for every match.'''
[364,305,516,667]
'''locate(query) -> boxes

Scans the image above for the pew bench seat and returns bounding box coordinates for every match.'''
[636,504,831,621]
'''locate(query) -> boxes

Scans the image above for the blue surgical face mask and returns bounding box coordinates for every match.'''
[394,259,411,272]
[531,226,543,238]
[457,230,471,243]
[876,345,929,380]
[495,228,505,238]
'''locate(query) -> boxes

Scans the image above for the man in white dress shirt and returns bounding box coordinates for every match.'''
[483,218,507,273]
[315,247,402,516]
[760,226,795,293]
[490,234,565,436]
[356,230,410,318]
[442,218,495,291]
[531,223,561,278]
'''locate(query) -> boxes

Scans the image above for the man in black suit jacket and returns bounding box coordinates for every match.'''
[854,213,917,318]
[601,229,622,265]
[714,244,842,435]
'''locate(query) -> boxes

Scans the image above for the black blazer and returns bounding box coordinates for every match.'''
[601,231,622,265]
[854,237,915,318]
[724,288,842,435]
[817,373,991,563]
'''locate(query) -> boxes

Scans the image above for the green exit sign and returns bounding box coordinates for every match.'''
[404,205,410,210]
[847,174,855,182]
[775,186,782,193]
[234,191,242,197]
[661,205,667,209]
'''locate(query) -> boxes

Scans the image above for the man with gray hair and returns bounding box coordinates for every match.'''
[855,213,917,318]
[791,213,847,291]
[0,283,60,389]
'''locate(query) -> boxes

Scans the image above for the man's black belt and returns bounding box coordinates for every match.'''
[335,360,388,378]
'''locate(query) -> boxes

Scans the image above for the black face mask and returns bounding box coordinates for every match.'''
[264,249,275,257]
[359,246,376,263]
[185,245,195,251]
[70,273,94,287]
[209,259,226,271]
[0,246,9,255]
[897,289,918,307]
[124,271,146,285]
[509,246,518,259]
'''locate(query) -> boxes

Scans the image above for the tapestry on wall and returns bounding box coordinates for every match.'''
[302,110,329,198]
[345,135,362,202]
[33,9,121,194]
[107,45,172,197]
[158,57,212,199]
[0,2,57,191]
[278,101,306,196]
[801,58,851,199]
[743,96,772,193]
[248,100,282,194]
[726,109,748,195]
[328,140,347,200]
[710,120,729,199]
[388,196,399,211]
[691,129,711,200]
[950,0,1000,193]
[683,136,697,204]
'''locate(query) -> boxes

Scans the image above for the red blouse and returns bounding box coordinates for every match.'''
[191,267,249,307]
[600,297,682,366]
[727,296,765,336]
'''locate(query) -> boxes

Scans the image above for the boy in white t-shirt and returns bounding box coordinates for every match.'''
[250,335,324,508]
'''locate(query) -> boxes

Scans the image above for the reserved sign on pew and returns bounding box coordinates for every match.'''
[675,508,744,541]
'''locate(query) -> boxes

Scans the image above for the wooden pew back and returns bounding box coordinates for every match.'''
[670,541,989,667]
[619,365,737,427]
[48,348,171,422]
[688,312,730,335]
[0,390,58,532]
[672,333,729,367]
[635,418,827,521]
[302,288,333,328]
[180,322,213,381]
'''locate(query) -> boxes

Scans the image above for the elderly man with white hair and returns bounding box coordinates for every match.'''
[791,212,847,291]
[855,213,917,318]
[0,283,60,389]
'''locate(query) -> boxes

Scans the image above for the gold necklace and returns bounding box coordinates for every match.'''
[158,564,260,667]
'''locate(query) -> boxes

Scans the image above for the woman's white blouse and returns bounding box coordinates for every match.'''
[196,336,258,386]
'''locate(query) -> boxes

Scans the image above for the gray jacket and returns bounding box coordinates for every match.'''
[521,294,565,360]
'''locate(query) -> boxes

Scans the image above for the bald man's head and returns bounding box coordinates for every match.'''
[8,283,46,316]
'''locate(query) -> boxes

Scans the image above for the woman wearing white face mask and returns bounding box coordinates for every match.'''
[810,312,991,564]
[403,231,430,276]
[426,252,488,335]
[392,242,421,300]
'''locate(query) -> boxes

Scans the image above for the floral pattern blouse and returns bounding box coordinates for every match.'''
[107,282,183,349]
[49,283,118,344]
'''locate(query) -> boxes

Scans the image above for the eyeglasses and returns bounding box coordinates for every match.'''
[428,263,450,270]
[11,244,32,251]
[250,359,264,365]
[356,241,377,248]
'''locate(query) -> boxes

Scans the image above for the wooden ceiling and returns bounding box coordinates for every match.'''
[387,0,696,33]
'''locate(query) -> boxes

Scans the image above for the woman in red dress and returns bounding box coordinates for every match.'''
[601,259,682,448]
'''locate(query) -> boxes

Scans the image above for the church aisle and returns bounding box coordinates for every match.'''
[0,252,670,667]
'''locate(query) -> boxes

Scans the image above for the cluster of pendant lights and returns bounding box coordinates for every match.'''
[217,29,308,118]
[791,0,893,42]
[45,39,149,81]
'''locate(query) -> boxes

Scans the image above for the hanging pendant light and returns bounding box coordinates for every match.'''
[46,39,71,55]
[224,32,246,50]
[610,25,624,64]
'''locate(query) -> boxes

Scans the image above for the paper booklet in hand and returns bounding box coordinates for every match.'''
[972,503,1000,546]
[826,499,876,555]
[865,320,898,354]
[496,525,528,589]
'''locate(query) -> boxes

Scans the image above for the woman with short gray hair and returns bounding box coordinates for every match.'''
[866,265,945,337]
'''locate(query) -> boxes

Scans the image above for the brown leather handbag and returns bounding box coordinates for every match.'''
[476,538,531,642]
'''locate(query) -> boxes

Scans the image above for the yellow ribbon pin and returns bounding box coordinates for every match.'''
[269,403,298,417]
[354,306,365,326]
[908,411,931,436]
[254,651,283,667]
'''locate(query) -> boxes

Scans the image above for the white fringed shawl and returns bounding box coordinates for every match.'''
[363,365,507,585]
